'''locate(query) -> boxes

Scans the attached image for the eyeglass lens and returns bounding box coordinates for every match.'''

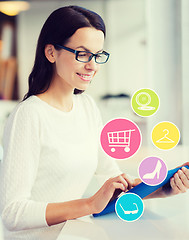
[76,51,108,63]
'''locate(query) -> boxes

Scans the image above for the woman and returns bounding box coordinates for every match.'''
[0,5,189,240]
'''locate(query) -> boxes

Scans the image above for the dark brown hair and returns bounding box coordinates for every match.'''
[23,5,106,100]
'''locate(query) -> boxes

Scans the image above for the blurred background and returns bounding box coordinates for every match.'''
[0,1,189,238]
[0,0,189,156]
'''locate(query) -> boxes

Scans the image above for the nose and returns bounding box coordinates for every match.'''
[85,57,99,71]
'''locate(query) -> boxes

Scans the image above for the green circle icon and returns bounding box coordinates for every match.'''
[131,88,160,117]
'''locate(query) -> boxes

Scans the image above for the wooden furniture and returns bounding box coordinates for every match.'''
[0,57,17,100]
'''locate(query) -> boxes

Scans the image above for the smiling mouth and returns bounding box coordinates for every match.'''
[77,73,94,81]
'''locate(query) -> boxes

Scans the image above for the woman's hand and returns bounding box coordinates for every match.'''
[169,166,189,195]
[89,173,136,214]
[109,176,141,202]
[163,162,189,196]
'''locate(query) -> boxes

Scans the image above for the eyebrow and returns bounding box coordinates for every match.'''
[76,46,103,53]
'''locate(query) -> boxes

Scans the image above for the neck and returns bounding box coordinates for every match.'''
[37,77,75,112]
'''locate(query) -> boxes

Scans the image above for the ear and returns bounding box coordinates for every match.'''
[44,44,56,63]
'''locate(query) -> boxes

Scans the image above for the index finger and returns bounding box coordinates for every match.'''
[121,173,135,190]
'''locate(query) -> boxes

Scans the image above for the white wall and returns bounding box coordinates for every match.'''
[104,0,147,95]
[181,0,189,146]
[146,0,182,145]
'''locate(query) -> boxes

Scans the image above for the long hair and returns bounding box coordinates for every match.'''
[23,5,106,100]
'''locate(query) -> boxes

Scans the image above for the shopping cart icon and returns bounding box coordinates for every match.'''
[107,129,135,153]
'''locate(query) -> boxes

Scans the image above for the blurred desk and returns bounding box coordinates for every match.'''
[57,193,189,240]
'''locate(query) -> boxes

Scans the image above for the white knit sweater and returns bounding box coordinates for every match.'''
[0,94,121,240]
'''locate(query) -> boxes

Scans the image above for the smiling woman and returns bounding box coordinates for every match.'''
[0,5,126,240]
[1,4,189,240]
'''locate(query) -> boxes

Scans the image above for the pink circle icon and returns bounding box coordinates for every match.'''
[138,157,168,186]
[100,118,142,160]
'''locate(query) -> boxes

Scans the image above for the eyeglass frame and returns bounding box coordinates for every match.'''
[55,44,110,64]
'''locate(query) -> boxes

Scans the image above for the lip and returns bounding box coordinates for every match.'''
[76,73,94,82]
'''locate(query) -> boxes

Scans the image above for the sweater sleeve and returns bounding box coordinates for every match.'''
[0,103,48,231]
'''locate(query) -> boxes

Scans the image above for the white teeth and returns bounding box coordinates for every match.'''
[78,73,93,80]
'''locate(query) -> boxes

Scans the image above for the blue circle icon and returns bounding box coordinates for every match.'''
[115,193,144,222]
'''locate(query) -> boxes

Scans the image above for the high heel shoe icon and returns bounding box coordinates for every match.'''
[143,160,162,179]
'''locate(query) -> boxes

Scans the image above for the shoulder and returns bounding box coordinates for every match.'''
[2,96,42,145]
[5,96,41,128]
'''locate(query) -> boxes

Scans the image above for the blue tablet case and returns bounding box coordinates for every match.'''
[93,165,189,217]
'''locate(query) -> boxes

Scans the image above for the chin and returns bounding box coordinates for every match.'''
[77,83,91,91]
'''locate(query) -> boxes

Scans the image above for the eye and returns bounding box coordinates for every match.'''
[78,53,87,57]
[78,51,90,57]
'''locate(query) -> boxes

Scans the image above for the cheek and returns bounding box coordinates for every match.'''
[56,58,76,77]
[94,65,100,75]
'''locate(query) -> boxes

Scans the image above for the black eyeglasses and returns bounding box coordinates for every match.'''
[55,44,110,64]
